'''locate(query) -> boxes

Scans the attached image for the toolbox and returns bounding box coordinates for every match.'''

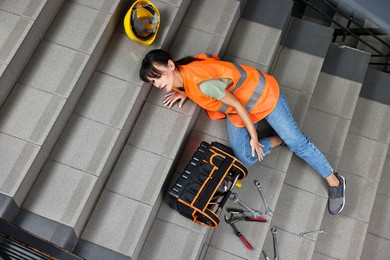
[168,141,248,228]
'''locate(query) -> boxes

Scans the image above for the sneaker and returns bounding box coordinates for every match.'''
[328,173,346,215]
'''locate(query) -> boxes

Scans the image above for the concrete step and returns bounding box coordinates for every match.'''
[169,0,242,59]
[0,0,127,245]
[261,43,371,259]
[361,149,390,260]
[0,0,64,219]
[0,0,65,108]
[224,0,293,73]
[272,17,334,126]
[12,0,192,255]
[315,68,390,260]
[300,0,335,27]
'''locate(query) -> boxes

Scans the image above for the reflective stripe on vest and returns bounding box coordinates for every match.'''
[230,63,247,94]
[217,68,265,114]
[247,70,265,111]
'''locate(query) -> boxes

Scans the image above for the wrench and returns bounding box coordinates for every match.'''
[271,227,280,260]
[254,180,274,217]
[229,192,262,217]
[262,250,270,260]
[299,228,326,238]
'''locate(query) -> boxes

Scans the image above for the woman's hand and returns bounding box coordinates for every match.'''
[250,138,265,161]
[163,92,187,108]
[221,91,265,161]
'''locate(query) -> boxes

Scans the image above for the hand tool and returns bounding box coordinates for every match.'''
[271,227,280,260]
[226,209,267,222]
[232,215,267,222]
[229,192,262,217]
[224,214,253,250]
[262,250,270,260]
[299,228,326,238]
[227,208,246,215]
[254,180,274,217]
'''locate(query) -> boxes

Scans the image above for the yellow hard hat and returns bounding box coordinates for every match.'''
[124,0,160,45]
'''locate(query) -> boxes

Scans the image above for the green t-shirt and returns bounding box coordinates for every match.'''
[199,78,230,100]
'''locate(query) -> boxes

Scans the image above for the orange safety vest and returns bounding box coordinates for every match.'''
[174,53,280,127]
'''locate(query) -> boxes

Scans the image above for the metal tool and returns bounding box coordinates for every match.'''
[231,215,267,222]
[299,228,326,238]
[262,250,270,260]
[226,208,246,215]
[218,179,229,193]
[229,192,262,217]
[226,211,267,222]
[271,227,280,260]
[226,208,267,221]
[254,180,274,217]
[225,214,253,250]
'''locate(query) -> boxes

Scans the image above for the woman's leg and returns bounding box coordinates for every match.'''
[226,119,279,167]
[266,91,345,215]
[264,92,336,181]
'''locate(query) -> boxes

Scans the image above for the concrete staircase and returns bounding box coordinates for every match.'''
[1,0,390,260]
[0,0,127,222]
[0,0,65,107]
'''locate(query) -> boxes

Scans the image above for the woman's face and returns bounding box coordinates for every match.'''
[147,60,176,92]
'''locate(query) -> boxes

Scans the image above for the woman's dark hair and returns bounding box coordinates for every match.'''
[139,49,202,82]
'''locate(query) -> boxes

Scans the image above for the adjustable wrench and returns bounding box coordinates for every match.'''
[271,227,280,260]
[254,180,274,217]
[229,192,262,217]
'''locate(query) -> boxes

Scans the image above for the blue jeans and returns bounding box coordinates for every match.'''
[226,92,333,178]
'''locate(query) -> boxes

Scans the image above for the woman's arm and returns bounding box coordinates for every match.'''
[220,90,264,160]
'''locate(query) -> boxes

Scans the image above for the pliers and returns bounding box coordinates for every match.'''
[226,208,268,222]
[224,213,267,250]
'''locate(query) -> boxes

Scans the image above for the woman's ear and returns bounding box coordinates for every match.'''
[167,59,176,70]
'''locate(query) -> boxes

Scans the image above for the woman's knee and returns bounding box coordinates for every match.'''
[232,148,256,168]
